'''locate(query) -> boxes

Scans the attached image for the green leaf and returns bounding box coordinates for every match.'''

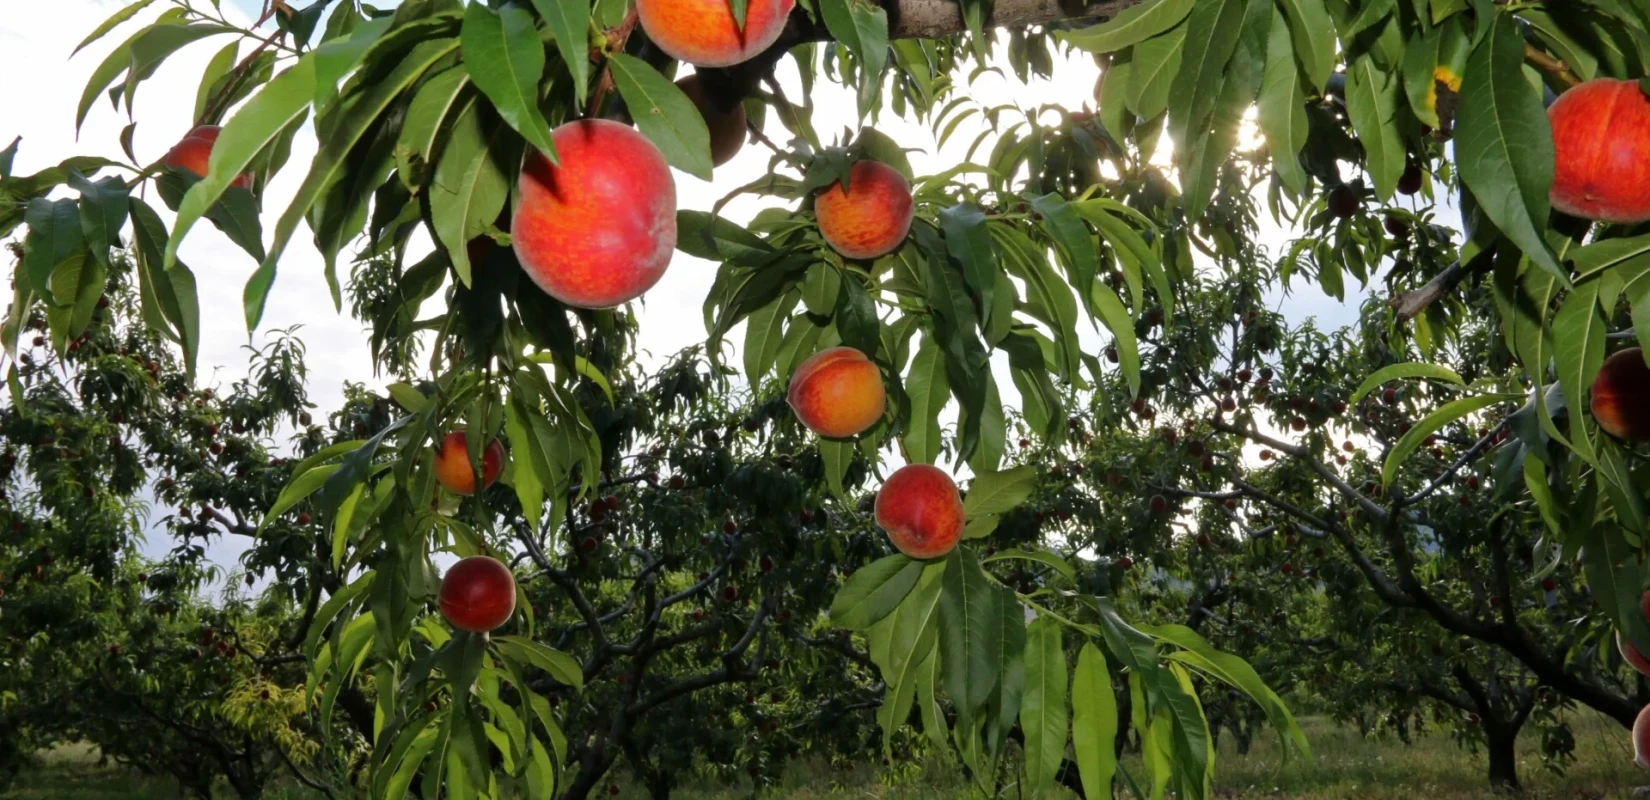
[430,97,513,287]
[1127,23,1187,121]
[1277,0,1335,90]
[494,636,584,692]
[1349,362,1466,404]
[1095,597,1158,673]
[531,0,592,105]
[1382,393,1509,487]
[1028,193,1097,304]
[819,0,890,118]
[941,203,998,320]
[1020,616,1068,798]
[1552,280,1606,462]
[1343,55,1405,201]
[68,173,129,271]
[830,554,923,630]
[607,53,713,181]
[193,41,240,123]
[245,36,459,329]
[981,547,1076,581]
[23,198,83,305]
[395,66,471,186]
[1141,623,1310,760]
[963,466,1037,519]
[122,23,238,109]
[1056,0,1196,53]
[1167,0,1245,149]
[1091,283,1140,396]
[904,332,950,465]
[743,291,799,381]
[462,2,559,162]
[260,464,342,531]
[939,550,1002,725]
[1072,643,1119,800]
[835,274,881,357]
[72,0,156,56]
[1455,14,1564,282]
[128,198,199,370]
[820,438,854,500]
[1258,9,1309,195]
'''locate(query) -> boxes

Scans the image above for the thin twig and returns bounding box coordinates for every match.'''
[585,6,641,118]
[1524,43,1581,89]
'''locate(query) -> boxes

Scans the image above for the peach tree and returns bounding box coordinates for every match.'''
[5,0,1650,796]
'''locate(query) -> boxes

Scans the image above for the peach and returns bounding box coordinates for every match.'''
[433,430,505,496]
[815,160,914,260]
[512,119,677,309]
[636,0,794,68]
[1619,631,1650,676]
[1636,703,1650,770]
[676,73,747,167]
[1549,79,1650,224]
[439,555,517,633]
[787,346,885,438]
[874,463,963,560]
[161,125,253,189]
[1590,348,1650,443]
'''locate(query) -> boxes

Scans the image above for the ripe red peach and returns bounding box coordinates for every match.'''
[1549,79,1650,224]
[161,125,253,189]
[815,160,914,260]
[1591,348,1650,443]
[1636,703,1650,769]
[874,464,964,560]
[512,119,677,309]
[786,346,885,438]
[433,430,505,496]
[439,555,517,633]
[1619,631,1650,677]
[636,0,795,68]
[676,73,747,167]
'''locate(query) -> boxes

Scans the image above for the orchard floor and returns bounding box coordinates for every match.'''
[2,713,1644,799]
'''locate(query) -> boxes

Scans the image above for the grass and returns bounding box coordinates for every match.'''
[3,713,1644,799]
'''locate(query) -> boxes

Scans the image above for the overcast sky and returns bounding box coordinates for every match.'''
[2,0,1450,579]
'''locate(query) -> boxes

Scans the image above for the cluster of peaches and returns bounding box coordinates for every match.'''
[152,23,1650,644]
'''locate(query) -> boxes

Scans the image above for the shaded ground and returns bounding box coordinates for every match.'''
[3,713,1643,798]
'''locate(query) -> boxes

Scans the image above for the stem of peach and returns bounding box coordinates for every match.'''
[1524,43,1580,89]
[585,4,642,119]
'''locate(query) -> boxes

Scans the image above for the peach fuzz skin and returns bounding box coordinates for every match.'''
[787,346,885,438]
[512,119,677,310]
[433,431,505,496]
[439,555,517,633]
[1549,79,1650,224]
[874,464,964,561]
[816,161,914,260]
[162,125,253,189]
[637,0,794,68]
[676,73,747,167]
[1591,347,1650,443]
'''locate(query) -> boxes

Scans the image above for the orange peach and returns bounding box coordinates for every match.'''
[815,160,913,260]
[676,73,747,167]
[512,119,677,309]
[787,346,885,438]
[1591,348,1650,443]
[637,0,795,68]
[1549,79,1650,224]
[874,464,964,560]
[433,430,505,496]
[161,125,253,189]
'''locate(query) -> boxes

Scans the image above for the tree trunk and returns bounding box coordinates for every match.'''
[1485,723,1521,792]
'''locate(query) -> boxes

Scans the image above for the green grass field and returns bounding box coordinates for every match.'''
[3,713,1644,799]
